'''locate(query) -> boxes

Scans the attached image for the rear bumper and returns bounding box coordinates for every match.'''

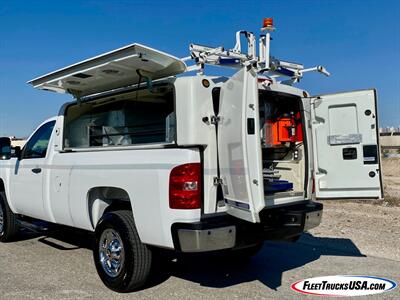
[171,201,323,253]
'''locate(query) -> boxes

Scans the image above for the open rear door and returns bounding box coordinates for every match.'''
[311,89,383,199]
[28,43,186,97]
[218,67,264,223]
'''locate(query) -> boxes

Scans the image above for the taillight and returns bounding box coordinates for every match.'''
[169,163,202,209]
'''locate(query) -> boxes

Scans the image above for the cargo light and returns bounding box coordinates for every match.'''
[169,163,202,209]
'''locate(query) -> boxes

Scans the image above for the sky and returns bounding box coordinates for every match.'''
[0,0,399,137]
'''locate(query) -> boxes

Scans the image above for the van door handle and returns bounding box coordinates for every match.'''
[31,168,42,174]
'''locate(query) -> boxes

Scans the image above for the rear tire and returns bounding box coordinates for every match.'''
[93,210,152,293]
[0,191,19,242]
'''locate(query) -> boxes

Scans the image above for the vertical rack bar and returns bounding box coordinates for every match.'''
[265,31,270,70]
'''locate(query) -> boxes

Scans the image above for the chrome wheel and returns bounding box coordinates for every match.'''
[99,229,125,278]
[0,201,4,233]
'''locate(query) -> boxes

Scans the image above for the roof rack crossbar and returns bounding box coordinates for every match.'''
[184,19,330,85]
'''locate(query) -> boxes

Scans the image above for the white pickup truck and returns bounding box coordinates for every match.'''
[0,23,383,292]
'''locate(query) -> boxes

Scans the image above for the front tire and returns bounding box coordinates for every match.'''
[93,210,152,293]
[0,191,19,242]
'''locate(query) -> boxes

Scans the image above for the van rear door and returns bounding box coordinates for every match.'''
[217,67,264,223]
[28,44,186,97]
[310,89,383,199]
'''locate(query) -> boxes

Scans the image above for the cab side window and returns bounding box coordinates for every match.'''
[22,121,56,159]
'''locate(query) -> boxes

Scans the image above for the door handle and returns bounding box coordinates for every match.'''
[31,168,42,174]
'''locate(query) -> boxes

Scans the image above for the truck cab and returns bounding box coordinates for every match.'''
[0,22,383,293]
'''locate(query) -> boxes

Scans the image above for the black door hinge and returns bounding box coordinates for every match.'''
[213,177,224,186]
[210,115,221,125]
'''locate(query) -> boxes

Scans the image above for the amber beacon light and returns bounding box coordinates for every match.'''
[262,18,274,30]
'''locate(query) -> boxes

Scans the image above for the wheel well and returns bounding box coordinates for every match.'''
[88,187,131,229]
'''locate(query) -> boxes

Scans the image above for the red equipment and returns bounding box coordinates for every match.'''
[264,112,303,146]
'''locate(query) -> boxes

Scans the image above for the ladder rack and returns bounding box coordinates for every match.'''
[183,18,330,85]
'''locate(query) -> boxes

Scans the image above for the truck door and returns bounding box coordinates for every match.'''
[9,120,56,219]
[310,89,383,199]
[217,67,264,223]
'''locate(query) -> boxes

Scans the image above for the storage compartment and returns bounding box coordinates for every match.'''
[259,91,306,199]
[63,84,175,149]
[217,68,308,222]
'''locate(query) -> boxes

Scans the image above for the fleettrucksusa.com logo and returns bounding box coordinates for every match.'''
[291,275,397,297]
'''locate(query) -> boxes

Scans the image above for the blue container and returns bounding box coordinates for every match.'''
[264,179,293,193]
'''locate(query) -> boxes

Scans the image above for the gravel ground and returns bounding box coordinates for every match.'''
[0,158,398,299]
[0,200,398,299]
[381,158,400,206]
[310,201,400,261]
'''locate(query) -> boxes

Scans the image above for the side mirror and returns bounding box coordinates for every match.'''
[0,137,12,160]
[12,146,22,160]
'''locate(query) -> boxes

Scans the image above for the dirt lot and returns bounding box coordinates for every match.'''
[310,201,400,261]
[0,158,398,299]
[307,157,400,262]
[0,200,398,299]
[382,157,400,206]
